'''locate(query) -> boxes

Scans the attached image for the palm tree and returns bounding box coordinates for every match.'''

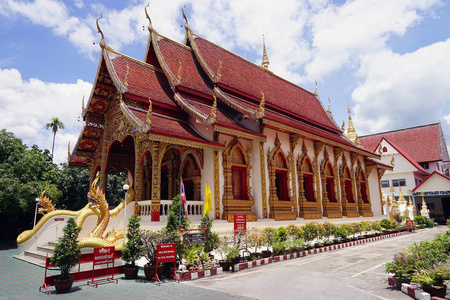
[45,117,64,161]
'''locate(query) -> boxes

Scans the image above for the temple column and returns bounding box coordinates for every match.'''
[134,135,145,215]
[150,141,167,221]
[99,119,109,192]
[259,141,268,218]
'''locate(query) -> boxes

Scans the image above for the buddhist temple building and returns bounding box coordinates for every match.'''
[69,8,392,223]
[360,123,450,223]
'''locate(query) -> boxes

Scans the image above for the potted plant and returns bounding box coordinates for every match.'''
[385,251,417,288]
[121,214,144,279]
[412,265,450,298]
[50,218,81,293]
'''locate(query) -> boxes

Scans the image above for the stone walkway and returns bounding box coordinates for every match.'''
[0,248,255,300]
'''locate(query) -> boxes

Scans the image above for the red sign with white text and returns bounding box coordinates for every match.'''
[156,243,176,263]
[234,213,246,235]
[406,220,414,228]
[93,246,115,265]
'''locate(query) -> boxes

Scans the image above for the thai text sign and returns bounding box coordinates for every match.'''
[234,212,246,235]
[183,232,206,245]
[93,246,115,265]
[156,243,176,263]
[406,220,414,228]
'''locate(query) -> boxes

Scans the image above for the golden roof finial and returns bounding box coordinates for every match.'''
[124,65,130,88]
[346,100,361,145]
[216,61,222,81]
[377,141,383,154]
[182,5,189,28]
[96,14,106,49]
[146,98,152,126]
[145,3,153,32]
[259,92,266,115]
[313,80,318,96]
[262,35,270,69]
[326,97,331,113]
[210,95,217,122]
[177,60,182,83]
[341,120,345,131]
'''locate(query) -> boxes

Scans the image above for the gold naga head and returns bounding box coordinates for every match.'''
[38,186,55,215]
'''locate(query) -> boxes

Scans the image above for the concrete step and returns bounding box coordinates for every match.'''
[24,249,51,261]
[14,253,47,267]
[37,245,54,255]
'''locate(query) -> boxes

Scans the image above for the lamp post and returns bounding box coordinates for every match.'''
[33,197,40,227]
[123,184,129,245]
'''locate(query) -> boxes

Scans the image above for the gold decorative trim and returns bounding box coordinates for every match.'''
[263,119,379,159]
[214,125,266,142]
[289,134,300,216]
[148,133,224,151]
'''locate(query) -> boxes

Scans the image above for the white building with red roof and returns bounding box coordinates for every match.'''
[360,123,450,222]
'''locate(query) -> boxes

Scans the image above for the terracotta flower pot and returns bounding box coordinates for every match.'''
[422,285,446,298]
[393,277,411,289]
[123,265,139,279]
[54,277,74,293]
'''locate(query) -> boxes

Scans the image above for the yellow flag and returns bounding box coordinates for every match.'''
[203,183,212,217]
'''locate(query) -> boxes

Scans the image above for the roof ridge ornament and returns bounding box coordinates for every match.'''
[313,80,318,96]
[326,97,331,113]
[259,92,266,115]
[216,61,222,82]
[341,120,345,131]
[182,5,189,29]
[96,14,106,49]
[146,98,152,126]
[176,60,182,84]
[124,65,130,89]
[261,35,270,69]
[145,3,154,32]
[210,95,217,123]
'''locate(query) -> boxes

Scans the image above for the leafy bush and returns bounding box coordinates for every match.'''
[261,227,276,248]
[286,224,303,239]
[380,219,393,230]
[371,221,382,233]
[385,251,419,278]
[302,222,319,242]
[199,215,219,252]
[274,226,288,242]
[334,225,349,241]
[414,216,427,225]
[359,221,372,235]
[412,265,450,286]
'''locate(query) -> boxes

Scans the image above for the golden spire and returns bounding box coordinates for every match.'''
[96,14,106,49]
[346,100,361,146]
[145,3,153,32]
[146,98,152,126]
[259,92,266,115]
[261,35,270,69]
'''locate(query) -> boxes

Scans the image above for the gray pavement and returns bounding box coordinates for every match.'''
[0,226,447,299]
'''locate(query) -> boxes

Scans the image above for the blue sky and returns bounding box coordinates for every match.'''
[1,0,450,164]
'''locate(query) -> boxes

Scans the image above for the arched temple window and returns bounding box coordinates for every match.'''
[324,162,336,202]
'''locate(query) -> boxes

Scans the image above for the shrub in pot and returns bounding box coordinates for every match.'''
[261,227,275,257]
[50,218,81,293]
[385,251,417,288]
[121,214,143,279]
[412,266,450,298]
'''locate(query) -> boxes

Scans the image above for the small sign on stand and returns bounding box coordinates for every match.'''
[154,243,178,285]
[87,246,118,287]
[406,220,415,232]
[234,213,246,236]
[183,232,206,245]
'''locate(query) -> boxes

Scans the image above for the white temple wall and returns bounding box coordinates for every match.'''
[251,139,264,219]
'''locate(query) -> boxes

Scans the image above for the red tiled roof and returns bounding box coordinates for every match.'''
[128,107,221,146]
[108,51,175,107]
[383,138,428,174]
[192,35,340,133]
[359,123,441,162]
[157,36,211,95]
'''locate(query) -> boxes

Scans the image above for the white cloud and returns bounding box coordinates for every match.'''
[0,68,92,164]
[352,38,450,134]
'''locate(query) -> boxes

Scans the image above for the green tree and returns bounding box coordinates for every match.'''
[56,164,90,211]
[106,169,128,206]
[166,194,190,232]
[45,117,64,160]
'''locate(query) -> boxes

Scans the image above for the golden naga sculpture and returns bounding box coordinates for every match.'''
[37,187,55,215]
[77,174,134,250]
[17,173,134,251]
